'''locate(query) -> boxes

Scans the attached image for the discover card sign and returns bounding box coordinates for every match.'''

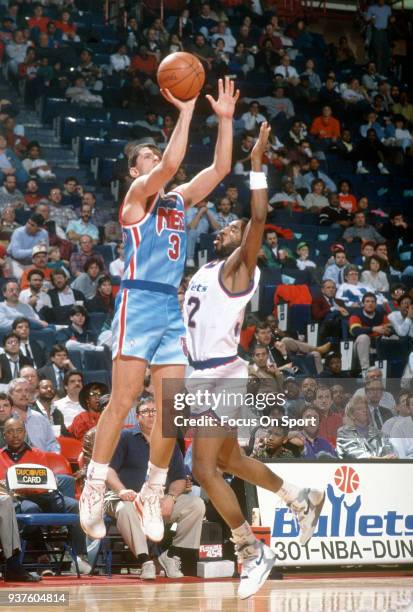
[256,462,413,566]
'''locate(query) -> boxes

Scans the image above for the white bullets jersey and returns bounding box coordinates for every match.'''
[183,260,260,362]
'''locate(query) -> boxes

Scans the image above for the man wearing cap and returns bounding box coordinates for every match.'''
[19,244,53,290]
[6,213,49,279]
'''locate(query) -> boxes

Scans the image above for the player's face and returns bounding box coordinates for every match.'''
[214,220,244,258]
[131,147,161,177]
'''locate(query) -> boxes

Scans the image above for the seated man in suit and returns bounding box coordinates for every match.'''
[12,317,47,369]
[37,344,76,397]
[311,279,348,343]
[364,378,394,429]
[0,332,32,384]
[104,395,205,580]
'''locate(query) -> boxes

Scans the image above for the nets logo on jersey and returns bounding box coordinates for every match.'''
[273,467,413,539]
[156,206,185,236]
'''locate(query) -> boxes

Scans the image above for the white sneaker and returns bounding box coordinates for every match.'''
[79,479,106,539]
[288,488,325,545]
[134,483,164,542]
[356,165,369,174]
[140,560,156,580]
[70,556,91,575]
[379,165,390,175]
[236,541,276,600]
[158,550,184,578]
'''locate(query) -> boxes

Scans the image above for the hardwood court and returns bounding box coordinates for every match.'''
[1,575,412,611]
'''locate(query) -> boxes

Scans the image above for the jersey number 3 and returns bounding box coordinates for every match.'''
[187,296,200,328]
[168,233,181,261]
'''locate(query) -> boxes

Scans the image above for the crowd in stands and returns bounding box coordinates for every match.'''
[0,0,410,579]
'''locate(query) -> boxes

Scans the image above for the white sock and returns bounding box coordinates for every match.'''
[357,160,363,168]
[231,521,256,547]
[378,162,384,169]
[146,461,168,488]
[277,481,301,504]
[87,460,109,482]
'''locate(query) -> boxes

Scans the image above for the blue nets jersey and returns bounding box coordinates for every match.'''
[121,190,186,289]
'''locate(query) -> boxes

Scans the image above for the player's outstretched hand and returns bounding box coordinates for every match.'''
[160,88,198,113]
[206,76,239,119]
[251,121,271,162]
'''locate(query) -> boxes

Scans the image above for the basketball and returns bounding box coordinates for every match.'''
[157,52,205,101]
[334,466,360,494]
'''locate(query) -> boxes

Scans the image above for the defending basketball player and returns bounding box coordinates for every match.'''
[183,123,325,599]
[80,77,239,540]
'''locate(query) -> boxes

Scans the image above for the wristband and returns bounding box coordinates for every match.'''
[250,171,267,190]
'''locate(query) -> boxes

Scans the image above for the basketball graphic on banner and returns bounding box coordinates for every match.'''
[334,466,360,493]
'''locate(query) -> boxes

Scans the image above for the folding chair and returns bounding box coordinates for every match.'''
[7,464,81,577]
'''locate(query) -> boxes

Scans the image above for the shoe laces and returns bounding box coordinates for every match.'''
[84,480,105,517]
[231,538,259,563]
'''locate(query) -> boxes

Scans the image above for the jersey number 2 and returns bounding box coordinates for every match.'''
[187,296,200,328]
[168,233,181,261]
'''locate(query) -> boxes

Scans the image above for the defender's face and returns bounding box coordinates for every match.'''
[214,220,243,257]
[130,147,161,178]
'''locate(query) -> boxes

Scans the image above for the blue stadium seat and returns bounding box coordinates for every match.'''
[84,369,111,387]
[289,304,313,335]
[83,350,107,371]
[67,350,83,371]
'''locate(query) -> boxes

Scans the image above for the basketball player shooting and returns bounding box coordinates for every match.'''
[80,76,239,540]
[183,122,325,599]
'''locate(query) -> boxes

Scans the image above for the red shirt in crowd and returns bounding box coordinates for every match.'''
[318,411,343,447]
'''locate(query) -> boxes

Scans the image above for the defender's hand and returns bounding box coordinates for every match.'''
[206,76,239,119]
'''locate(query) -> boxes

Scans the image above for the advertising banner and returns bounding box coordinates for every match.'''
[256,462,413,565]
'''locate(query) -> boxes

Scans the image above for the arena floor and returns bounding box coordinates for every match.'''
[0,573,412,611]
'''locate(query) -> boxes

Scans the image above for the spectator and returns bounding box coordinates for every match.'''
[349,293,392,374]
[22,141,55,181]
[68,382,108,442]
[32,378,68,436]
[314,385,343,445]
[295,242,316,270]
[360,255,389,292]
[71,256,104,300]
[38,344,75,396]
[86,275,114,316]
[300,157,337,193]
[213,197,239,230]
[269,177,305,211]
[240,101,266,133]
[366,0,392,75]
[364,378,395,428]
[380,211,413,252]
[233,133,254,175]
[66,203,99,244]
[19,269,51,316]
[56,305,98,347]
[0,280,48,330]
[187,33,215,72]
[45,185,77,229]
[352,366,396,411]
[355,128,390,175]
[110,44,131,74]
[388,294,413,340]
[300,406,337,458]
[8,378,60,452]
[323,249,348,285]
[303,179,329,212]
[389,393,413,458]
[336,265,382,307]
[318,353,349,379]
[185,199,219,268]
[0,332,32,384]
[0,416,89,574]
[343,212,383,242]
[104,394,205,579]
[336,395,396,459]
[274,55,299,85]
[69,235,105,278]
[248,344,284,394]
[0,205,19,242]
[312,279,347,342]
[20,244,53,290]
[0,130,28,184]
[11,316,46,369]
[109,243,124,278]
[0,174,24,205]
[259,229,295,269]
[53,370,84,428]
[20,365,39,404]
[318,192,352,227]
[6,213,48,278]
[65,76,103,108]
[337,180,357,214]
[310,105,341,142]
[244,86,295,121]
[251,423,303,459]
[47,269,85,325]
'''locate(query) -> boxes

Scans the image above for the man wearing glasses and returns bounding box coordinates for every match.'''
[104,395,205,580]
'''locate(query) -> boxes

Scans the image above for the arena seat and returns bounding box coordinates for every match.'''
[58,437,82,464]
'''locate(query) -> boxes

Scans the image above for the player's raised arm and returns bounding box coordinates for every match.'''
[177,76,239,207]
[223,122,271,287]
[125,91,197,207]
